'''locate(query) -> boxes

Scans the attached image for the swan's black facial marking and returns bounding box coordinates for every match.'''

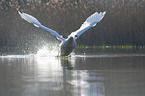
[75,35,78,39]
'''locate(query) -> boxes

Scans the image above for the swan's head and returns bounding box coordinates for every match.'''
[68,32,78,40]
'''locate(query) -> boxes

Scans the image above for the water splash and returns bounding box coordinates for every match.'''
[36,46,59,57]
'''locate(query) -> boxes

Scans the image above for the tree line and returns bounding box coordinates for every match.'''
[0,0,145,51]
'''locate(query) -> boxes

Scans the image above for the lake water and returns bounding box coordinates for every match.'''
[0,49,145,96]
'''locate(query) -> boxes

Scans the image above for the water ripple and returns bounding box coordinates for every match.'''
[73,54,145,58]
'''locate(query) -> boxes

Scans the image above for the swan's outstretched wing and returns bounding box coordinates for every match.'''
[18,11,65,41]
[69,11,106,39]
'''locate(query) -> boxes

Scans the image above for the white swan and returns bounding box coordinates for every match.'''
[18,11,106,56]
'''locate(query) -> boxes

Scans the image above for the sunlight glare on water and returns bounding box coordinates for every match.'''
[35,56,61,82]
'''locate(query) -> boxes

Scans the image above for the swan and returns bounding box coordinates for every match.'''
[18,11,106,56]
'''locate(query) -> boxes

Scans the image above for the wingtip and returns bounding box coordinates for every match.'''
[18,11,21,14]
[18,11,23,17]
[103,11,106,15]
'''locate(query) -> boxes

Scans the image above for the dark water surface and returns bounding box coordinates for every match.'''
[0,50,145,96]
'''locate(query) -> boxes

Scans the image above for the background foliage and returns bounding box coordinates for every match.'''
[0,0,145,52]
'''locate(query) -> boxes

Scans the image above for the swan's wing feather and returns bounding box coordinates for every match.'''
[70,11,106,38]
[18,11,65,41]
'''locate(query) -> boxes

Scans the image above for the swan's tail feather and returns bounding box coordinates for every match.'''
[18,11,41,27]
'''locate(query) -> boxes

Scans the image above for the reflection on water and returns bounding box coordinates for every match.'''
[0,52,145,96]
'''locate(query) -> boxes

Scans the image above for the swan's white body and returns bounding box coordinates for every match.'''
[18,11,106,56]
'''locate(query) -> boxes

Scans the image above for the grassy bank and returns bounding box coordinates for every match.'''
[77,44,145,50]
